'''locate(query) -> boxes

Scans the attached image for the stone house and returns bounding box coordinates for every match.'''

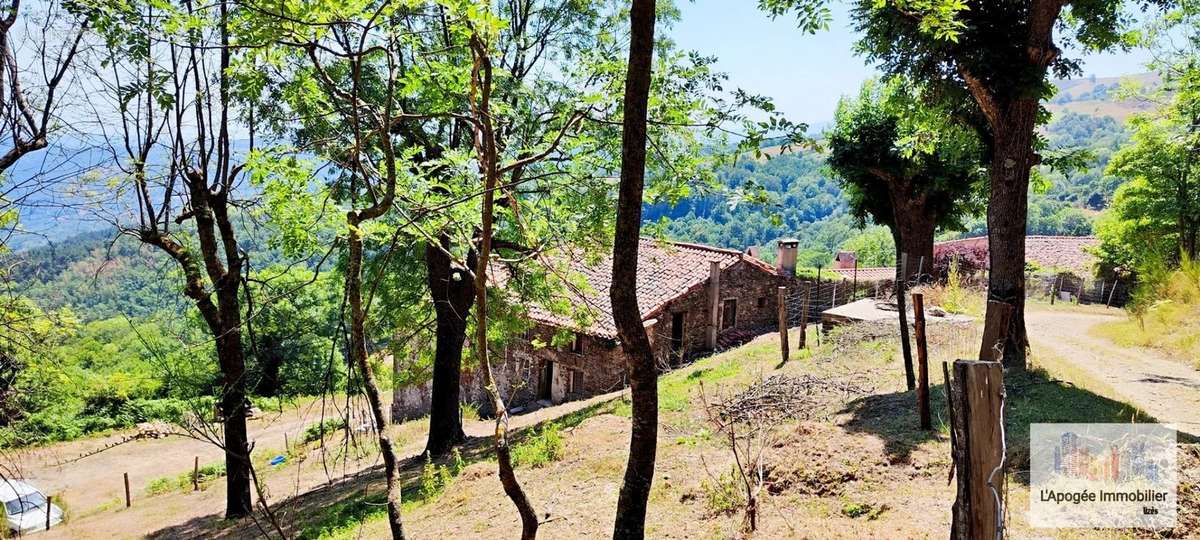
[491,238,789,409]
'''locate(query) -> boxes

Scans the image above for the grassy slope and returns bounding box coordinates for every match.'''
[162,312,1195,539]
[1092,263,1200,368]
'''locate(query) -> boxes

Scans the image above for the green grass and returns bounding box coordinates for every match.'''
[144,461,227,495]
[1093,301,1200,368]
[699,465,745,515]
[510,424,564,468]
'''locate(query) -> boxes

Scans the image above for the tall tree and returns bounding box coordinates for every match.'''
[828,78,985,279]
[827,77,984,390]
[610,0,657,537]
[763,0,1163,368]
[80,0,256,517]
[1100,115,1199,267]
[1098,2,1200,268]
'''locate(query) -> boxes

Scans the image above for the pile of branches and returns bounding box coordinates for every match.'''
[707,374,873,429]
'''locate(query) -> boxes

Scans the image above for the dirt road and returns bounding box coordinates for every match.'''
[1027,307,1200,436]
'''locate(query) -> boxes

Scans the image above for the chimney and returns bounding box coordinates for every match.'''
[776,238,799,276]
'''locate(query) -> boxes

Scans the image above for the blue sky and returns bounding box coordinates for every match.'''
[671,1,1155,127]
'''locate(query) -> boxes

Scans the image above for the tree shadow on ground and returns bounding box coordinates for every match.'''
[837,367,1185,487]
[144,400,616,539]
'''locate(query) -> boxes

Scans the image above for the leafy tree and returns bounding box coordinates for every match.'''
[763,0,1163,368]
[1099,5,1200,268]
[244,268,341,397]
[839,226,896,267]
[827,77,985,278]
[78,0,263,518]
[826,77,984,392]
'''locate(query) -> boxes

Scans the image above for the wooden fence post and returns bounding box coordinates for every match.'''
[193,456,200,491]
[798,284,810,349]
[912,293,931,430]
[124,472,131,508]
[45,496,52,530]
[777,287,789,364]
[949,360,1006,540]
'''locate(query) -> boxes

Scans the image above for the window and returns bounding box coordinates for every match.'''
[721,298,737,330]
[4,492,46,516]
[570,333,584,354]
[756,297,766,309]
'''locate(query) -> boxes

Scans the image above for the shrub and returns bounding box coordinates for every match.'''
[510,423,564,468]
[302,417,347,443]
[932,243,988,281]
[700,466,744,515]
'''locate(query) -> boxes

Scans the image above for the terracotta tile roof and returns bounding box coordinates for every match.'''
[502,238,778,339]
[933,235,1099,275]
[828,267,894,282]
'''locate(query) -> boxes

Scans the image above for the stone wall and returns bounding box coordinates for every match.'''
[390,258,791,417]
[646,260,786,363]
[492,327,628,413]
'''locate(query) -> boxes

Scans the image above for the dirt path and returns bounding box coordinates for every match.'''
[1026,307,1200,436]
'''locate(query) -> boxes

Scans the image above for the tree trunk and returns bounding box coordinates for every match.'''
[215,313,252,518]
[346,218,406,540]
[983,109,1036,370]
[611,0,657,537]
[1185,223,1198,261]
[423,236,474,457]
[468,33,539,540]
[894,206,936,282]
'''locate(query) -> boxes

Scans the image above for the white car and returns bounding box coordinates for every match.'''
[1,479,62,534]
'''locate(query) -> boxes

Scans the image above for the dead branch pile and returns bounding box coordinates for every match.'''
[708,374,873,429]
[58,422,179,465]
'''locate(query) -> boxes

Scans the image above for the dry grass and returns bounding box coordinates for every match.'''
[1093,260,1200,368]
[107,316,1196,540]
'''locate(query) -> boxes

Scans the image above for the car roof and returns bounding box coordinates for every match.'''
[0,479,40,502]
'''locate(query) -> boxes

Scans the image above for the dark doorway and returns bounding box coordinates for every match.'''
[538,361,553,401]
[722,298,737,330]
[670,312,685,355]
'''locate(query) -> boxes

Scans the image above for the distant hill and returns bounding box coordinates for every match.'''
[668,73,1160,258]
[1046,72,1160,121]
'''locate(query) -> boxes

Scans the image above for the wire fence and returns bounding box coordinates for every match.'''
[781,252,1131,330]
[783,278,884,329]
[1025,273,1131,307]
